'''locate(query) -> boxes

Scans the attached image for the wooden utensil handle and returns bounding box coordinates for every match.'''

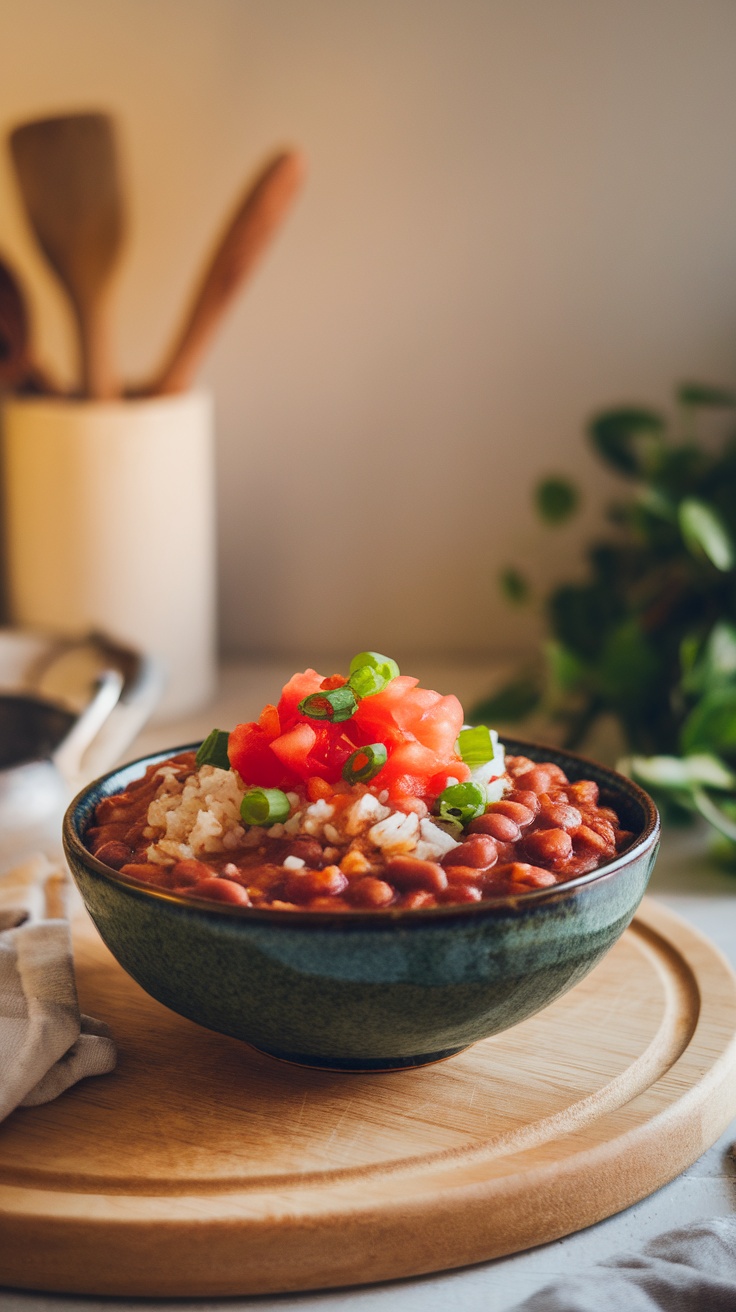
[147,150,306,396]
[76,299,118,400]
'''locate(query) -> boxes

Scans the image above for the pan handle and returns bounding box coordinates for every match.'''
[52,668,124,784]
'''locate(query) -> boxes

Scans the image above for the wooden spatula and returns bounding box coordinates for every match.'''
[9,112,125,399]
[142,149,306,396]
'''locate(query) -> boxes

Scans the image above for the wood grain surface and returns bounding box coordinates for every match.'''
[1,895,736,1297]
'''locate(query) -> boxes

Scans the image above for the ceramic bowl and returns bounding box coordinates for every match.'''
[63,740,660,1072]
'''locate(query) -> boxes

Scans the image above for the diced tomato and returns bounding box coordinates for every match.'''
[307,776,334,801]
[277,669,325,728]
[352,676,419,744]
[234,663,471,801]
[228,722,299,788]
[258,703,281,738]
[308,726,367,781]
[428,763,471,795]
[269,723,318,780]
[371,740,440,801]
[409,694,465,757]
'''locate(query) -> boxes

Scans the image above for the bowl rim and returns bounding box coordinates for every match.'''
[63,737,660,928]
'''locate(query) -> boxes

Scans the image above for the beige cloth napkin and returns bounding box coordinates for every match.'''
[0,854,116,1120]
[509,1217,736,1310]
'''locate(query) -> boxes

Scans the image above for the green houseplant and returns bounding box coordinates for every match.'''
[474,384,736,848]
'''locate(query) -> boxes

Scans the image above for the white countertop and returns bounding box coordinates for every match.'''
[2,660,736,1312]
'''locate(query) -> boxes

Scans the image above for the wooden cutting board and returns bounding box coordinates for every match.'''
[1,895,736,1297]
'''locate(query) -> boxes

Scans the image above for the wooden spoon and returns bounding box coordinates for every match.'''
[9,112,125,399]
[142,149,306,396]
[0,254,59,394]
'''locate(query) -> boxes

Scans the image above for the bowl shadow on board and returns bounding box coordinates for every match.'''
[63,739,660,1073]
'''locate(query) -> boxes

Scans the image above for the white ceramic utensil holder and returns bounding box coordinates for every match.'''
[2,390,216,721]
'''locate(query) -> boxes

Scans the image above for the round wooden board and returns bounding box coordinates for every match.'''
[1,895,736,1297]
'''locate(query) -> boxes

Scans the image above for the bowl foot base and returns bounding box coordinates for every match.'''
[251,1041,470,1072]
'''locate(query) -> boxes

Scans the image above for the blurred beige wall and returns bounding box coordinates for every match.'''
[2,0,736,664]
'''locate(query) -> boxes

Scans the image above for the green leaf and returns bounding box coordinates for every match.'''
[549,583,624,661]
[680,686,736,756]
[678,498,735,571]
[681,622,736,696]
[469,676,541,724]
[677,382,736,408]
[499,567,530,605]
[634,484,677,523]
[595,620,661,712]
[692,787,736,843]
[544,640,586,693]
[535,477,579,524]
[627,752,735,791]
[588,408,665,477]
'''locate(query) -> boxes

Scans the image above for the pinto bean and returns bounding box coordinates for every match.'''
[487,800,536,828]
[94,795,138,823]
[285,866,348,903]
[516,763,569,795]
[400,890,437,909]
[288,838,327,868]
[385,856,448,893]
[508,789,541,815]
[489,861,556,888]
[468,811,520,843]
[94,840,134,870]
[568,779,599,806]
[437,882,482,903]
[538,797,583,832]
[509,863,557,888]
[522,827,573,868]
[347,877,395,908]
[171,859,215,883]
[188,878,252,905]
[583,815,617,847]
[121,862,174,884]
[87,822,130,850]
[445,864,485,885]
[574,824,615,858]
[442,834,498,868]
[307,897,351,911]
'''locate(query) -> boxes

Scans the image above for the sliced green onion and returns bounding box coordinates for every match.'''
[195,728,231,770]
[298,687,358,722]
[348,651,400,697]
[240,788,291,827]
[457,724,498,768]
[348,664,389,697]
[436,781,487,827]
[342,742,388,784]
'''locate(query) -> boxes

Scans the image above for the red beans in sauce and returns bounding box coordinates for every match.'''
[85,752,636,912]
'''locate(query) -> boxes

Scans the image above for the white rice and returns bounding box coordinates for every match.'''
[143,772,471,869]
[143,741,509,871]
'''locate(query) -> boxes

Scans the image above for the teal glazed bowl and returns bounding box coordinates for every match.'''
[63,740,660,1072]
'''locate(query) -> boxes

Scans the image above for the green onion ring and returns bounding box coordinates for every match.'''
[342,742,388,784]
[457,725,497,768]
[436,781,487,827]
[298,687,359,722]
[348,651,400,697]
[240,788,291,827]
